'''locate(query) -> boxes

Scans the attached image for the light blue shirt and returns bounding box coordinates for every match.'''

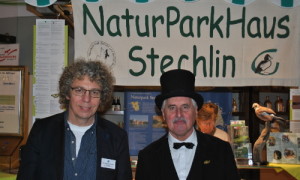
[64,116,97,180]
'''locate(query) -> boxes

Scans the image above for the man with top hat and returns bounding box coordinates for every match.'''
[135,69,239,180]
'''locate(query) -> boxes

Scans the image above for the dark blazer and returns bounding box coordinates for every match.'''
[135,130,240,180]
[17,112,132,180]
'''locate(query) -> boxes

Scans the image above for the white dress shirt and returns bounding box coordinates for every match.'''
[168,129,198,180]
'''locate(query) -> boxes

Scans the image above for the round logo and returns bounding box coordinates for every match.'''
[87,41,116,68]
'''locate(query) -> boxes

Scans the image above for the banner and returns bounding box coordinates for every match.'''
[72,0,300,87]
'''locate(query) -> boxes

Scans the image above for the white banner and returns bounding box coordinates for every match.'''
[72,0,300,87]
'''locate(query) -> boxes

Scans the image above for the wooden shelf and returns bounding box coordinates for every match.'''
[105,111,124,115]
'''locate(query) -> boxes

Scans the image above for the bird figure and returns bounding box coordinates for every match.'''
[252,103,286,165]
[252,103,285,122]
[104,49,110,59]
[255,54,272,74]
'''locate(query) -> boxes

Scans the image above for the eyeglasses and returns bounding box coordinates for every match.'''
[70,87,101,98]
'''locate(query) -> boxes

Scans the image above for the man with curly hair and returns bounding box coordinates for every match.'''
[17,59,132,180]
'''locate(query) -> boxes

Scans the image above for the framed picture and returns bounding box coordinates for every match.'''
[0,66,28,136]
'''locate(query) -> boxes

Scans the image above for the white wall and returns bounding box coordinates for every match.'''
[0,4,35,18]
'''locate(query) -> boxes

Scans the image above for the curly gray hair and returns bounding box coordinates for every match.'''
[58,58,115,111]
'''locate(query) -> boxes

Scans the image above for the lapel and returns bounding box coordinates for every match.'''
[54,112,67,180]
[187,130,210,180]
[95,115,112,179]
[157,135,180,180]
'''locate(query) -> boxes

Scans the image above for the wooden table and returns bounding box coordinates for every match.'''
[0,171,16,180]
[238,165,299,180]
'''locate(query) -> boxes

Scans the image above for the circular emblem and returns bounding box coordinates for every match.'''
[87,41,116,68]
[25,0,57,7]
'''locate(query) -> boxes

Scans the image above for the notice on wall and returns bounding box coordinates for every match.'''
[33,19,67,121]
[290,120,300,133]
[0,70,21,134]
[290,89,300,133]
[0,44,19,65]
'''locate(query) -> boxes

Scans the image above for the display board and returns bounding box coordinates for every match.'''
[0,66,29,170]
[267,132,300,164]
[0,66,28,136]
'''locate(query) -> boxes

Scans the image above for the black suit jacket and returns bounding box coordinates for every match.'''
[135,130,240,180]
[17,112,132,180]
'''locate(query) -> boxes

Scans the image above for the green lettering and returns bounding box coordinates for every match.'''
[197,16,209,38]
[152,16,164,37]
[146,48,159,76]
[129,46,146,76]
[210,6,224,38]
[223,55,235,77]
[227,7,245,38]
[121,9,134,37]
[161,56,173,74]
[193,45,207,77]
[180,16,194,37]
[107,15,122,36]
[247,17,261,38]
[216,50,220,77]
[178,55,189,69]
[83,4,104,35]
[167,6,180,38]
[136,15,150,37]
[277,15,290,38]
[263,17,276,39]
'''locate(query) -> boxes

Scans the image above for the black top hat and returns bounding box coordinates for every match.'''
[155,69,204,110]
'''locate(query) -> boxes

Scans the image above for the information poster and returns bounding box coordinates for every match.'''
[33,19,67,120]
[0,70,21,134]
[124,91,165,156]
[290,89,300,133]
[267,132,300,164]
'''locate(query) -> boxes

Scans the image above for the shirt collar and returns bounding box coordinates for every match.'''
[63,111,97,130]
[168,128,198,148]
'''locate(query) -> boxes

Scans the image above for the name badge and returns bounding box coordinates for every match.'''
[101,158,116,169]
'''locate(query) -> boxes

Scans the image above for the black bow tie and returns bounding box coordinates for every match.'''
[173,142,194,149]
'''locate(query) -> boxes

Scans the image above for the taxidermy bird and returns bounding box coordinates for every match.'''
[252,103,286,165]
[252,103,286,122]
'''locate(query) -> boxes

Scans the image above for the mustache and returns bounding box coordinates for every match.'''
[172,117,187,123]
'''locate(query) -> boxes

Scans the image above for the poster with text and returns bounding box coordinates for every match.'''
[124,91,165,156]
